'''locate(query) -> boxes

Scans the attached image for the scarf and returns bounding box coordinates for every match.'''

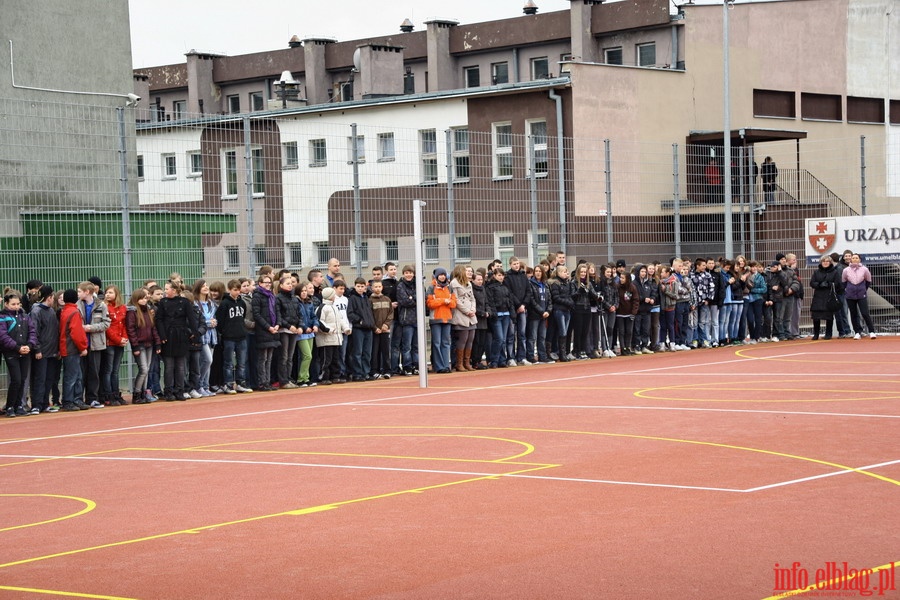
[256,285,277,324]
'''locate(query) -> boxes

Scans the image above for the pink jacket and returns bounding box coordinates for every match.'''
[841,262,871,300]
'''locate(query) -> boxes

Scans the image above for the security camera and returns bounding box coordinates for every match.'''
[753,203,766,215]
[125,93,141,106]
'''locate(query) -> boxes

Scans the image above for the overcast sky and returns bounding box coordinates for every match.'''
[129,0,575,68]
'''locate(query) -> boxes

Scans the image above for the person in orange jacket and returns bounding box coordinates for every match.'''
[426,267,457,373]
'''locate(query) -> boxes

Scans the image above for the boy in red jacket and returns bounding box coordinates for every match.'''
[58,289,90,411]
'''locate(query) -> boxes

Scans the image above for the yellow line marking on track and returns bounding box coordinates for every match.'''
[634,379,900,403]
[0,586,137,599]
[0,463,556,570]
[762,560,899,599]
[735,345,898,363]
[180,433,536,462]
[0,494,96,532]
[0,448,135,470]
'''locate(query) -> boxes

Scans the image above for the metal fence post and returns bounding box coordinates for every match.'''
[243,116,256,275]
[673,143,681,258]
[748,145,756,259]
[351,123,362,277]
[529,134,539,266]
[445,130,456,267]
[860,135,867,215]
[413,199,428,388]
[604,139,613,263]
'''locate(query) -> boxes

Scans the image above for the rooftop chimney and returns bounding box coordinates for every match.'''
[400,18,414,33]
[523,1,538,15]
[288,35,302,48]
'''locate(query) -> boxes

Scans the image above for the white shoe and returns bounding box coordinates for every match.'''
[853,333,861,340]
[235,384,253,393]
[668,342,677,351]
[770,337,779,342]
[869,332,877,339]
[189,389,202,399]
[507,359,518,367]
[642,347,654,354]
[603,350,616,358]
[520,359,533,366]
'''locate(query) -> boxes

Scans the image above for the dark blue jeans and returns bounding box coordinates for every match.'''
[489,315,510,365]
[222,338,248,385]
[101,345,124,398]
[63,354,84,406]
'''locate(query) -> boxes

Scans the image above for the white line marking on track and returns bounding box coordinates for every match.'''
[742,458,900,492]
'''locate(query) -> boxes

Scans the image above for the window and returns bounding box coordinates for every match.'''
[492,122,513,179]
[224,150,238,197]
[282,142,299,168]
[497,233,514,266]
[531,57,549,80]
[254,245,267,266]
[637,43,656,67]
[315,242,330,266]
[351,240,369,267]
[187,151,202,177]
[378,132,395,161]
[349,135,365,163]
[604,47,623,66]
[252,148,265,195]
[424,237,439,262]
[847,96,884,124]
[527,120,548,177]
[225,246,240,272]
[173,100,186,120]
[162,153,176,179]
[529,229,549,264]
[136,155,144,180]
[891,100,900,125]
[464,66,480,88]
[753,89,796,119]
[491,62,509,85]
[456,235,472,261]
[385,239,399,262]
[249,91,264,112]
[420,129,438,183]
[286,243,303,267]
[341,79,354,102]
[310,139,327,167]
[403,70,415,95]
[801,92,841,121]
[452,127,470,182]
[227,95,240,114]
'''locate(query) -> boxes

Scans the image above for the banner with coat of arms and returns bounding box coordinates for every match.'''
[804,214,900,265]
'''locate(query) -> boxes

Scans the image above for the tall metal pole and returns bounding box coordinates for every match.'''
[412,200,428,388]
[529,135,539,266]
[673,144,682,258]
[604,139,613,263]
[723,0,734,258]
[748,145,757,259]
[243,116,256,275]
[860,135,867,215]
[116,107,133,294]
[445,130,457,267]
[351,123,362,277]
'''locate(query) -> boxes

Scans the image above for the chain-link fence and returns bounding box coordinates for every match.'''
[1,97,899,390]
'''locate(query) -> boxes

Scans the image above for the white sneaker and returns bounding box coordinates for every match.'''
[603,349,616,358]
[189,389,202,399]
[869,332,877,339]
[642,347,654,354]
[89,400,105,408]
[853,333,861,340]
[235,384,253,393]
[668,342,677,351]
[520,359,533,366]
[223,387,237,395]
[507,359,518,367]
[770,336,779,342]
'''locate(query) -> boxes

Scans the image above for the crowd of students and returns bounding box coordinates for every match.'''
[0,248,879,418]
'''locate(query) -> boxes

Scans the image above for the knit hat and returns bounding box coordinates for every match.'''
[616,259,627,268]
[63,289,78,304]
[775,253,786,262]
[433,267,448,279]
[88,276,102,289]
[321,287,335,301]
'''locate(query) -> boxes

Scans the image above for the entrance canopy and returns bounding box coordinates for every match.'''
[687,127,808,145]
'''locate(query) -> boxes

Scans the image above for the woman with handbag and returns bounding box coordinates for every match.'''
[808,254,844,340]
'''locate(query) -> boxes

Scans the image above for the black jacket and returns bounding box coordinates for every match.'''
[215,295,248,341]
[346,288,376,330]
[504,268,533,310]
[485,279,515,315]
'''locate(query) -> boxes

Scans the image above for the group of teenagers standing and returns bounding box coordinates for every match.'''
[0,248,879,416]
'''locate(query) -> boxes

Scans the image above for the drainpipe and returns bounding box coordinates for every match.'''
[548,89,566,252]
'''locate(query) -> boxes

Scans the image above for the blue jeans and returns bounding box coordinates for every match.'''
[526,318,548,361]
[132,347,152,393]
[745,299,763,340]
[727,302,743,340]
[400,324,418,372]
[197,343,213,389]
[62,354,84,406]
[101,345,125,398]
[222,338,248,385]
[552,310,571,340]
[430,322,451,372]
[506,311,528,362]
[351,329,373,378]
[490,315,510,365]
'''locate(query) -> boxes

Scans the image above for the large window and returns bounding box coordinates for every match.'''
[282,142,299,168]
[223,150,238,197]
[162,153,176,179]
[464,66,480,88]
[637,43,656,67]
[187,151,202,177]
[492,122,513,179]
[531,57,549,80]
[801,92,841,121]
[227,95,240,114]
[491,62,509,85]
[420,129,438,183]
[309,139,327,167]
[604,47,623,66]
[847,96,884,124]
[378,132,395,161]
[252,148,265,195]
[249,91,264,112]
[753,89,796,119]
[452,127,469,182]
[527,120,548,177]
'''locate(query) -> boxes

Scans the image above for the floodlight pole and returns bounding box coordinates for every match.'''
[413,200,428,389]
[723,0,735,258]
